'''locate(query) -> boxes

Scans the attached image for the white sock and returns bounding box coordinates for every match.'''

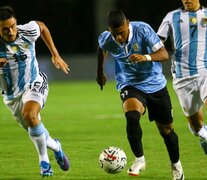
[172,160,181,166]
[136,155,145,162]
[28,123,49,163]
[44,128,60,152]
[47,136,60,152]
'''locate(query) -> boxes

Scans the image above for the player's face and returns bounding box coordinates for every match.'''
[0,17,17,43]
[182,0,200,11]
[108,20,129,45]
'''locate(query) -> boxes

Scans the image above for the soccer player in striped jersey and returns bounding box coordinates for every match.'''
[96,9,184,180]
[0,6,70,177]
[157,0,207,157]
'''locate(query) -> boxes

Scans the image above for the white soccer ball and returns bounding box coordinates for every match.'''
[99,146,127,174]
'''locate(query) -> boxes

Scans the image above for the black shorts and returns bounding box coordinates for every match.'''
[120,86,173,124]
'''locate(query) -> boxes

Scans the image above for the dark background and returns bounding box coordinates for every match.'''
[0,0,206,54]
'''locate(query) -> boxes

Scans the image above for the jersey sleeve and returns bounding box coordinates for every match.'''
[139,22,164,52]
[157,12,172,40]
[98,31,111,50]
[17,21,40,42]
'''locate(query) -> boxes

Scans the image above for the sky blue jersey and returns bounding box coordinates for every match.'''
[0,21,41,100]
[98,21,166,93]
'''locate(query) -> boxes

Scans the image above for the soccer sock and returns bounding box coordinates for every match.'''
[28,122,49,163]
[44,128,60,152]
[125,110,143,157]
[160,129,179,164]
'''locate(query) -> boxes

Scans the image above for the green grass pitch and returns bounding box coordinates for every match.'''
[0,80,206,179]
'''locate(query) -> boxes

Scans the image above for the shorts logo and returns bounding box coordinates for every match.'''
[120,90,128,99]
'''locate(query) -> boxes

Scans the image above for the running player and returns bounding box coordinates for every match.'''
[96,9,184,180]
[0,6,69,177]
[157,0,207,155]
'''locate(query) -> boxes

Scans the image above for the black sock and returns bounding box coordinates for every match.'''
[125,110,143,157]
[160,129,179,163]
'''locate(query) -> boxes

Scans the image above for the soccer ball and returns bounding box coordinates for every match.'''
[99,146,127,174]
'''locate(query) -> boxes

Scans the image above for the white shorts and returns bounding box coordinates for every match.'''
[173,73,207,116]
[3,72,49,129]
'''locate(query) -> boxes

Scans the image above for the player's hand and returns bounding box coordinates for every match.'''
[0,58,8,67]
[96,73,107,90]
[52,56,70,74]
[129,54,147,63]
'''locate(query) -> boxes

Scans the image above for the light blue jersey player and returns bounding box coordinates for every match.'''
[0,6,70,177]
[158,0,207,159]
[98,21,166,93]
[96,9,184,179]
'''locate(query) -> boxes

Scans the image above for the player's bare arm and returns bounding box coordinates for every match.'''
[36,21,70,74]
[96,46,107,90]
[129,47,169,63]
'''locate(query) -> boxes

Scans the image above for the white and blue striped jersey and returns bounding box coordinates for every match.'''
[157,7,207,79]
[98,21,166,93]
[0,21,42,100]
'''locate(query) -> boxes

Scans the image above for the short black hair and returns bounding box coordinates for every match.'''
[0,6,15,21]
[106,9,126,28]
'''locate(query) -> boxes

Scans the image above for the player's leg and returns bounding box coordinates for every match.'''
[120,87,146,176]
[22,100,53,177]
[156,122,184,180]
[174,75,207,154]
[45,129,70,171]
[187,110,207,154]
[150,86,184,180]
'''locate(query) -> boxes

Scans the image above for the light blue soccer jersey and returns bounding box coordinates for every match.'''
[98,21,166,93]
[157,7,207,79]
[0,21,41,100]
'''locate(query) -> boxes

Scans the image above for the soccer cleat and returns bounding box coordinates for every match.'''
[171,160,184,180]
[40,161,53,177]
[200,138,207,154]
[127,156,146,176]
[54,139,70,171]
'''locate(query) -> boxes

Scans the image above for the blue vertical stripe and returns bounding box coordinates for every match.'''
[3,68,14,100]
[173,12,183,78]
[17,61,26,92]
[188,12,198,75]
[29,44,37,84]
[204,11,207,69]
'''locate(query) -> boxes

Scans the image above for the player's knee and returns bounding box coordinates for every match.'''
[125,110,141,135]
[125,110,141,123]
[158,123,173,135]
[22,110,38,126]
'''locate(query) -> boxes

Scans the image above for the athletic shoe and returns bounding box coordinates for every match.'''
[40,161,53,177]
[54,139,70,171]
[200,138,207,154]
[171,160,184,180]
[127,156,146,176]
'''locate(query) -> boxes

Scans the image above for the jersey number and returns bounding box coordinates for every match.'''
[190,25,197,38]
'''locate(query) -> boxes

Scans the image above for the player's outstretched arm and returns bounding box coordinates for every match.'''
[96,46,107,90]
[36,21,70,74]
